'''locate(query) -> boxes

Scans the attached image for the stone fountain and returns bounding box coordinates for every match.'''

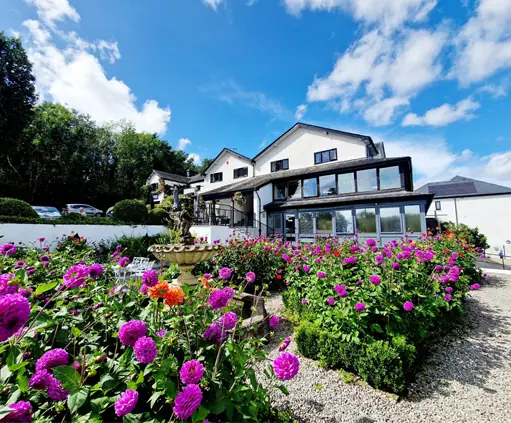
[148,195,221,286]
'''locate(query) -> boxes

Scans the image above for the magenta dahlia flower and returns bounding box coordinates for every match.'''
[219,311,238,330]
[47,377,69,401]
[0,294,31,342]
[29,369,52,390]
[118,257,130,268]
[156,330,167,338]
[355,302,366,312]
[369,275,381,286]
[203,322,227,344]
[0,273,19,296]
[208,288,233,310]
[114,389,139,417]
[1,400,32,422]
[88,263,104,278]
[180,360,204,385]
[366,238,376,247]
[327,297,335,306]
[273,352,300,381]
[317,271,326,278]
[133,336,158,364]
[0,243,16,256]
[278,337,291,352]
[245,271,256,283]
[470,283,481,291]
[63,264,90,288]
[445,287,453,292]
[303,265,311,273]
[142,269,158,287]
[36,348,69,371]
[173,384,203,420]
[443,294,453,301]
[218,267,232,280]
[391,262,401,270]
[118,320,147,346]
[403,301,414,312]
[301,298,308,304]
[269,315,280,330]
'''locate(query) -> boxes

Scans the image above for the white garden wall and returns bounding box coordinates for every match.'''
[191,225,259,242]
[0,224,168,249]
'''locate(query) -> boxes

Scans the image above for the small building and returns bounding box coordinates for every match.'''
[146,170,204,205]
[415,176,511,256]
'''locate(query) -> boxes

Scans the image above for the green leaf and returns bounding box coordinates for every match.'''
[99,374,118,392]
[276,384,289,396]
[67,387,89,413]
[149,391,162,409]
[16,372,29,393]
[8,361,29,372]
[208,399,226,415]
[0,406,13,418]
[90,396,111,413]
[71,327,82,337]
[225,400,234,421]
[192,406,209,423]
[35,281,58,296]
[0,365,12,384]
[53,365,80,391]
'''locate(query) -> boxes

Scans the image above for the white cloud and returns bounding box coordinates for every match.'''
[478,79,509,98]
[362,96,409,126]
[202,79,292,121]
[402,97,480,127]
[22,8,171,135]
[25,0,79,26]
[460,148,474,161]
[203,0,223,10]
[178,138,192,151]
[453,0,511,85]
[188,153,201,164]
[295,104,307,120]
[283,0,438,31]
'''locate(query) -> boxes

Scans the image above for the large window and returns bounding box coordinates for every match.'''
[356,208,377,233]
[314,149,337,164]
[316,211,333,234]
[299,212,314,236]
[273,182,286,200]
[210,172,222,183]
[335,210,354,233]
[337,173,355,194]
[233,167,248,179]
[357,169,377,192]
[288,180,301,200]
[405,205,422,232]
[303,178,318,197]
[319,175,337,196]
[271,159,289,172]
[380,207,402,233]
[379,166,401,190]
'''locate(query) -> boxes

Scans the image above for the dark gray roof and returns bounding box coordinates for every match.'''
[202,156,411,198]
[415,176,511,198]
[253,122,379,160]
[151,170,190,184]
[264,190,433,210]
[189,174,204,183]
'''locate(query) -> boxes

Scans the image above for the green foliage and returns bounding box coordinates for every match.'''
[0,198,38,218]
[440,221,489,250]
[148,207,168,225]
[295,322,321,360]
[0,215,39,224]
[0,242,293,422]
[112,200,148,224]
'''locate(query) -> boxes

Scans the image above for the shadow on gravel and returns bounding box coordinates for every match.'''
[407,279,511,402]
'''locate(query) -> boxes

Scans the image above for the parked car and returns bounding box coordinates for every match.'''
[32,206,61,220]
[64,204,103,217]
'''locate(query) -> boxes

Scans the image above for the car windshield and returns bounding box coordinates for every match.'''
[33,207,59,213]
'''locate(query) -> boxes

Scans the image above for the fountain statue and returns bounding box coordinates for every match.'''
[148,192,220,285]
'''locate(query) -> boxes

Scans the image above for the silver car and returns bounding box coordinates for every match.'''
[64,204,103,217]
[32,206,61,220]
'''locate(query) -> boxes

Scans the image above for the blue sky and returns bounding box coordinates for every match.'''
[2,0,511,186]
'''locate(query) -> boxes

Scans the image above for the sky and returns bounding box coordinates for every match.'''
[2,0,511,187]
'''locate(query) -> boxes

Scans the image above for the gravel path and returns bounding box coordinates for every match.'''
[257,274,511,423]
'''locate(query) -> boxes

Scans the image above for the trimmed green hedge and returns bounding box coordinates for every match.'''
[148,207,168,225]
[112,199,148,224]
[0,198,39,218]
[0,215,40,224]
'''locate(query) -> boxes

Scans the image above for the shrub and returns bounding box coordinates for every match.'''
[0,197,38,218]
[440,221,489,250]
[148,207,168,225]
[295,321,321,360]
[55,213,122,225]
[0,215,40,224]
[112,199,148,224]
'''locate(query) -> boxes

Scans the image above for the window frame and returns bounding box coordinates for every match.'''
[319,174,337,196]
[271,159,289,172]
[210,172,223,183]
[378,166,402,191]
[302,177,319,198]
[335,209,354,234]
[356,168,378,192]
[337,172,356,194]
[379,206,403,234]
[435,200,441,210]
[233,167,248,179]
[314,148,338,164]
[272,181,287,201]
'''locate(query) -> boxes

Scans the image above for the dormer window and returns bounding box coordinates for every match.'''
[210,172,223,183]
[314,149,337,164]
[233,167,248,179]
[271,159,289,172]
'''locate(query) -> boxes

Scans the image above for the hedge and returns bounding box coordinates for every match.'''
[148,207,168,225]
[112,199,148,224]
[0,198,39,218]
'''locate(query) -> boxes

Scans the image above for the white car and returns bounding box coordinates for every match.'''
[32,206,62,220]
[64,204,103,217]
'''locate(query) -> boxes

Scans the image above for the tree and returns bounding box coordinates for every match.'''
[197,158,213,174]
[0,32,37,149]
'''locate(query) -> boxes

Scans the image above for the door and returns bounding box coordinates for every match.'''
[285,214,296,242]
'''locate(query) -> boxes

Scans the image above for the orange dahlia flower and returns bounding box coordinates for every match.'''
[148,280,170,299]
[165,286,185,306]
[199,277,210,290]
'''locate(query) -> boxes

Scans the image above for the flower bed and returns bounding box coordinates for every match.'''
[200,233,484,394]
[0,239,299,422]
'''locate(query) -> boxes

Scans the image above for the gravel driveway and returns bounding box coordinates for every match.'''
[258,274,511,423]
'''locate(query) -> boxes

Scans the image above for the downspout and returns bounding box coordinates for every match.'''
[255,189,262,236]
[454,197,459,225]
